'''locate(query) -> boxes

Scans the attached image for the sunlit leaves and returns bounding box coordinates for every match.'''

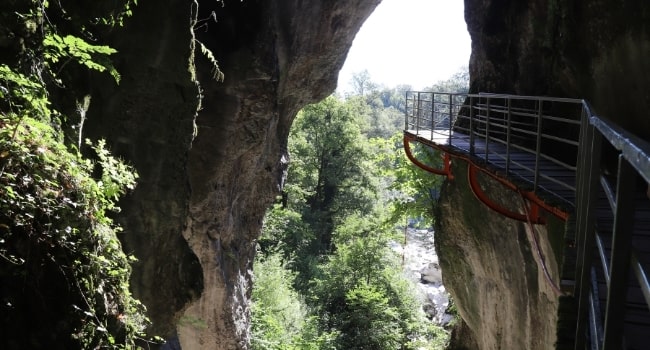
[0,65,51,118]
[0,1,148,344]
[251,252,308,349]
[86,139,138,208]
[0,113,148,347]
[339,284,403,349]
[43,34,121,83]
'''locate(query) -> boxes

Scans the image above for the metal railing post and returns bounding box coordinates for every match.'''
[449,94,453,145]
[470,96,475,155]
[534,100,543,191]
[431,93,436,135]
[485,97,491,161]
[506,98,512,174]
[602,155,636,349]
[573,120,602,350]
[573,104,588,275]
[416,92,421,133]
[405,91,409,131]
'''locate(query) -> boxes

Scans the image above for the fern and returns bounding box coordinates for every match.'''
[43,34,121,83]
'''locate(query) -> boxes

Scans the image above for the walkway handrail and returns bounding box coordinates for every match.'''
[574,110,650,350]
[406,91,582,205]
[590,115,650,183]
[404,91,650,350]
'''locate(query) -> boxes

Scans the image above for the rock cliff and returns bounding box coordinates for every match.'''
[49,0,650,348]
[465,0,650,138]
[435,1,650,349]
[83,0,379,348]
[436,161,566,349]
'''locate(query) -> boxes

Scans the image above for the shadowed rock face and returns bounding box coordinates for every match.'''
[84,0,379,348]
[465,0,650,138]
[437,1,650,349]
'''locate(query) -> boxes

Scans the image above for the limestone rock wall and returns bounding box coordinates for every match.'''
[83,0,379,348]
[436,161,564,349]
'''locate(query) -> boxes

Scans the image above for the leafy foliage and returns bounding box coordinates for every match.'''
[43,34,120,82]
[259,204,320,289]
[252,77,460,348]
[339,284,403,349]
[0,114,148,348]
[310,215,444,349]
[251,252,307,349]
[423,66,469,94]
[0,65,51,118]
[287,96,378,253]
[382,134,445,228]
[0,0,154,348]
[197,40,225,81]
[251,251,339,350]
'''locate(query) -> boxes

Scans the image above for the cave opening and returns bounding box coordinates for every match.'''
[337,0,471,93]
[250,2,472,349]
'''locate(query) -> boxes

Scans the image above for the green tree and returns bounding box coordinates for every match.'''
[251,252,308,350]
[338,284,403,350]
[287,96,377,253]
[378,84,412,113]
[350,69,378,97]
[424,66,469,93]
[309,214,445,349]
[258,204,320,289]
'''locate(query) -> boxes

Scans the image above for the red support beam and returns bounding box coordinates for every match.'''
[403,134,452,178]
[467,164,542,224]
[403,132,570,224]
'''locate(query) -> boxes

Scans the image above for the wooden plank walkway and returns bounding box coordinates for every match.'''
[406,127,650,349]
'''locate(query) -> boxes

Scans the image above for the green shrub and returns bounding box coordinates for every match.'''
[0,2,153,343]
[0,112,150,347]
[251,251,307,349]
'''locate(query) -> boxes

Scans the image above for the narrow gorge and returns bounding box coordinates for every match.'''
[3,0,650,349]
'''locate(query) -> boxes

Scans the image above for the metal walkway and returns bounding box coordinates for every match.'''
[403,92,650,350]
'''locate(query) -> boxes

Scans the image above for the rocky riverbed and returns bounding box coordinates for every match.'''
[390,228,454,326]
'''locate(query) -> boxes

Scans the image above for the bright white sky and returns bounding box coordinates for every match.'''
[337,0,471,92]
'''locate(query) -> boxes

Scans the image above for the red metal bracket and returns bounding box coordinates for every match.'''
[403,134,453,179]
[467,164,546,224]
[403,132,569,223]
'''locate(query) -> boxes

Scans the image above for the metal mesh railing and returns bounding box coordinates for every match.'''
[404,91,650,350]
[574,110,650,350]
[405,91,583,203]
